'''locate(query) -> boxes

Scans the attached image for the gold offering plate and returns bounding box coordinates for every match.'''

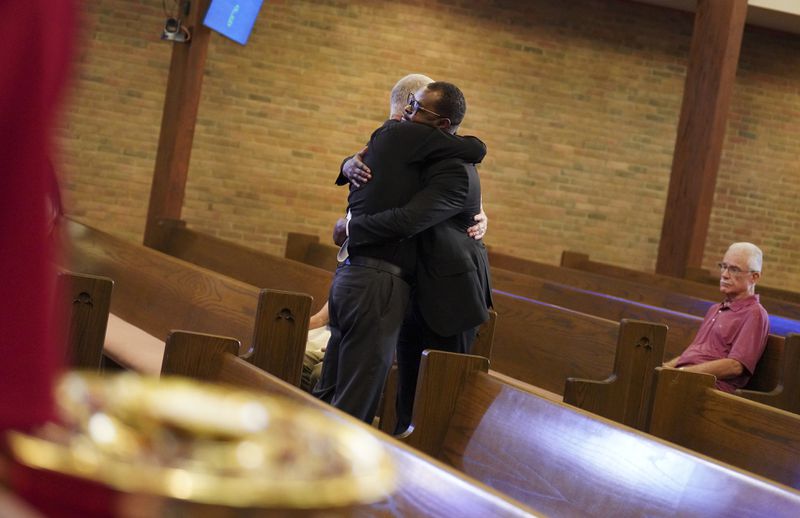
[8,372,395,508]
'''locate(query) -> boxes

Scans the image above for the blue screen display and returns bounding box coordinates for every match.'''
[203,0,264,45]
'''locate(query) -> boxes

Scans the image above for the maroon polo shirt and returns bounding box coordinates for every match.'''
[676,294,769,392]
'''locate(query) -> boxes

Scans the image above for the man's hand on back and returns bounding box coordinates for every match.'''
[342,146,372,187]
[333,217,348,246]
[467,207,488,240]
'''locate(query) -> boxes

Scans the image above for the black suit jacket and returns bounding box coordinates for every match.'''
[348,155,492,337]
[343,120,486,273]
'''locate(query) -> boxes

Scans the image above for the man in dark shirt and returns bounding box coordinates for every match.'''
[313,82,486,423]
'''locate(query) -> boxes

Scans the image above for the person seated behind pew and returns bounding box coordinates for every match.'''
[103,303,331,391]
[302,302,330,393]
[663,242,769,392]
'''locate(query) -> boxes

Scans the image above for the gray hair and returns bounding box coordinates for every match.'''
[389,73,433,118]
[727,242,763,273]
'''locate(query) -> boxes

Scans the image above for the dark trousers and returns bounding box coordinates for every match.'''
[313,263,410,424]
[394,300,479,435]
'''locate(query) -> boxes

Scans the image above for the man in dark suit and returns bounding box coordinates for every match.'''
[335,82,492,432]
[313,81,486,424]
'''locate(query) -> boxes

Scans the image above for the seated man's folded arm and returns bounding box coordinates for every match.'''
[681,358,744,378]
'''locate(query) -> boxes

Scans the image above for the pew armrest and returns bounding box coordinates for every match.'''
[103,313,165,375]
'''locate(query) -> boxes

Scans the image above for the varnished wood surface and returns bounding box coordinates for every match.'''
[248,288,312,387]
[66,218,258,345]
[491,266,785,394]
[564,319,667,430]
[64,218,310,385]
[490,292,621,394]
[404,351,489,457]
[650,367,800,490]
[738,334,800,414]
[560,249,800,322]
[158,222,331,314]
[492,266,699,357]
[285,232,340,273]
[414,352,800,517]
[492,252,717,316]
[161,331,240,379]
[164,344,539,517]
[280,234,788,408]
[59,271,113,370]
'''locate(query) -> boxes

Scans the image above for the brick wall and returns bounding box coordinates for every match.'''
[59,0,800,290]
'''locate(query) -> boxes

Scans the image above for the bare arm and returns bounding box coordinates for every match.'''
[680,358,744,379]
[662,357,680,368]
[308,302,329,330]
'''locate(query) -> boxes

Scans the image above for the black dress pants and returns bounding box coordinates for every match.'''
[313,263,410,424]
[393,299,479,435]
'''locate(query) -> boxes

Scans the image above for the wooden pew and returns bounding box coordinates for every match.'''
[64,218,312,386]
[402,350,800,516]
[491,293,657,384]
[285,232,339,270]
[283,232,800,415]
[284,231,339,273]
[151,220,331,314]
[491,268,792,396]
[285,234,800,333]
[493,270,699,356]
[492,251,800,334]
[59,271,113,370]
[492,270,800,416]
[283,233,665,389]
[160,331,538,517]
[649,367,800,490]
[377,309,498,434]
[562,317,665,431]
[686,265,800,304]
[561,250,800,323]
[285,232,719,325]
[283,233,678,425]
[737,333,800,413]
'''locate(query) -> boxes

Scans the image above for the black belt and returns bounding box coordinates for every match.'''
[344,256,412,283]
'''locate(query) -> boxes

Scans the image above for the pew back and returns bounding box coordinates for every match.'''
[490,292,663,395]
[160,332,538,517]
[59,271,113,370]
[491,267,785,393]
[152,220,331,313]
[650,367,800,490]
[406,350,800,517]
[285,231,340,273]
[65,218,311,385]
[561,250,800,323]
[282,232,792,410]
[737,333,800,414]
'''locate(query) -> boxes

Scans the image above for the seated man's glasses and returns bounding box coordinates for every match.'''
[717,262,756,276]
[406,93,444,118]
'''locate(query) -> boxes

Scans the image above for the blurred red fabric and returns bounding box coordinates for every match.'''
[0,0,77,431]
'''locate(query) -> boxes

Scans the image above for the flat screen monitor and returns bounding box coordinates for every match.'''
[203,0,264,45]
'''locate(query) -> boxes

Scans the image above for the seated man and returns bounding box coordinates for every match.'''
[663,242,769,392]
[302,302,330,393]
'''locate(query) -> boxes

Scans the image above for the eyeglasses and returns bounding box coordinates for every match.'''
[717,262,757,276]
[406,93,444,119]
